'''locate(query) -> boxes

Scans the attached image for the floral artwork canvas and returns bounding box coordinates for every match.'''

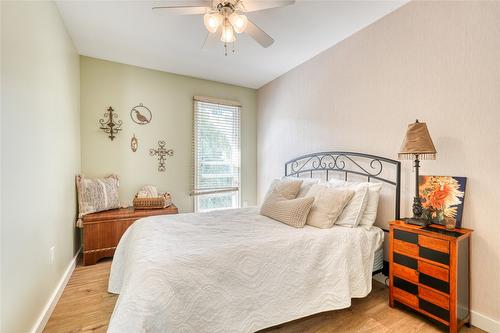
[419,176,467,227]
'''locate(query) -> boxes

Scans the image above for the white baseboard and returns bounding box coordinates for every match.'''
[472,310,500,333]
[372,276,499,333]
[31,248,81,333]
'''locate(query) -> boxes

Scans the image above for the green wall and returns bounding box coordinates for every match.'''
[1,2,81,332]
[80,56,257,212]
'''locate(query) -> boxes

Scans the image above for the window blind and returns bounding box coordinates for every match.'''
[193,97,241,212]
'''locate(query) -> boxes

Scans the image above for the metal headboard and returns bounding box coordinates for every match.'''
[284,151,401,220]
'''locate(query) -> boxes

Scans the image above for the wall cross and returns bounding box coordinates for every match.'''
[149,140,174,172]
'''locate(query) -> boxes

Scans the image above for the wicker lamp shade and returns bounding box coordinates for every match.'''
[398,120,436,160]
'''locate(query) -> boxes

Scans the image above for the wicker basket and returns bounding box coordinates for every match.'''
[133,193,172,210]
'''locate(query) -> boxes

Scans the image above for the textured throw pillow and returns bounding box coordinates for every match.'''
[76,174,120,223]
[328,181,369,228]
[264,178,303,200]
[282,177,321,198]
[260,192,314,228]
[305,184,355,229]
[328,179,382,229]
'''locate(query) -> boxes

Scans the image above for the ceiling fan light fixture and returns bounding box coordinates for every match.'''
[221,20,236,43]
[203,12,223,33]
[229,13,248,33]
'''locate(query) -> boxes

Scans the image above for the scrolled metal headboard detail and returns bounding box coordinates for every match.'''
[284,151,401,220]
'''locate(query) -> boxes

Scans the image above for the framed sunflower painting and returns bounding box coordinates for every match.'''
[419,176,467,228]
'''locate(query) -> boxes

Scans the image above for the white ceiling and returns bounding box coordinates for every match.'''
[56,1,407,89]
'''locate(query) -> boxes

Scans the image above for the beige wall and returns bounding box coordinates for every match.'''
[80,57,257,213]
[258,0,500,326]
[1,2,81,333]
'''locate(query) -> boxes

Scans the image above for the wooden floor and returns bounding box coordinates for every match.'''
[44,259,484,333]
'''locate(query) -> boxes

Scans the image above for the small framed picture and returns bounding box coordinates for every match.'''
[419,176,467,228]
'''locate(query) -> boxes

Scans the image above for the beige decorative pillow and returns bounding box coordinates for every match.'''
[76,174,120,225]
[282,176,321,198]
[264,178,303,200]
[260,192,314,228]
[305,184,355,229]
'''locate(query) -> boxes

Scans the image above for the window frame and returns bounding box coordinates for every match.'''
[192,96,241,213]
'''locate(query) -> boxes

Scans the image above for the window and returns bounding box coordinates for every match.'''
[193,96,241,212]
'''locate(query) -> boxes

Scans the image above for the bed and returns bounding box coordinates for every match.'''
[107,151,401,333]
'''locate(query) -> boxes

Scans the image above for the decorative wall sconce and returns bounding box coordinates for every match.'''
[99,106,122,140]
[150,140,174,172]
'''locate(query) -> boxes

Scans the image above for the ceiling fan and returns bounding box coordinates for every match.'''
[153,0,295,54]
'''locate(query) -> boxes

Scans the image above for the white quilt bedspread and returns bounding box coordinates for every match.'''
[108,207,384,333]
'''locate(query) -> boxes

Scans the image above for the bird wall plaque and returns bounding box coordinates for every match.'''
[149,140,173,172]
[130,103,152,125]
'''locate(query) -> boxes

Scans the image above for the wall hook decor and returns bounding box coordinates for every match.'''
[99,106,122,140]
[131,134,138,152]
[130,103,152,125]
[149,140,174,172]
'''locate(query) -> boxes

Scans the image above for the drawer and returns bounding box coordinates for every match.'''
[393,239,419,257]
[393,287,418,308]
[419,298,450,322]
[393,276,418,295]
[419,273,450,294]
[419,235,449,254]
[393,263,419,283]
[419,246,450,265]
[418,260,449,282]
[419,286,449,310]
[394,229,418,244]
[394,252,417,270]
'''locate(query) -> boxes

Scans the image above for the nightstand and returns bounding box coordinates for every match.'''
[82,205,178,265]
[389,220,473,333]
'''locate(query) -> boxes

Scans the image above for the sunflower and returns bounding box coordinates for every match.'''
[419,176,464,219]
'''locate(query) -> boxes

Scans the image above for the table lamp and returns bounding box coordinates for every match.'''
[398,119,437,226]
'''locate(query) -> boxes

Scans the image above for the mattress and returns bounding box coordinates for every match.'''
[108,207,384,333]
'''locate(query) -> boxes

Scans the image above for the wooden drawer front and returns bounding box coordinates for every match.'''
[419,286,449,310]
[419,246,450,265]
[419,273,450,294]
[393,263,419,283]
[84,218,135,251]
[393,287,418,308]
[393,252,417,270]
[418,260,449,282]
[419,235,449,254]
[393,239,419,257]
[393,276,418,295]
[419,299,450,322]
[394,229,418,244]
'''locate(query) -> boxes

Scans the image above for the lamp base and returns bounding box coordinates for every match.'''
[403,217,430,227]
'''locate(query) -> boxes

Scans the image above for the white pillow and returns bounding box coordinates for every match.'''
[328,179,382,229]
[328,181,369,227]
[282,176,321,198]
[305,184,354,229]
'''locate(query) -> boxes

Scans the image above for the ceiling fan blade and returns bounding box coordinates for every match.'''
[245,20,274,48]
[202,26,222,49]
[152,1,212,15]
[240,0,295,12]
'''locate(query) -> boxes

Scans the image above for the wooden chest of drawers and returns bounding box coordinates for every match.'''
[389,220,473,333]
[82,205,178,265]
